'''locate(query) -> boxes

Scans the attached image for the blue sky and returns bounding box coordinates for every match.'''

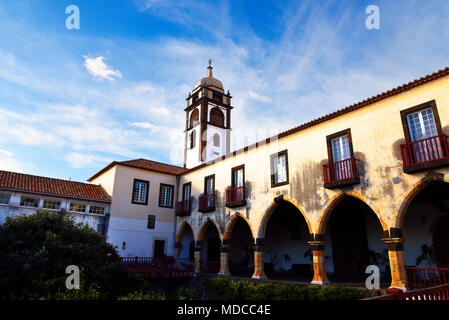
[0,0,448,182]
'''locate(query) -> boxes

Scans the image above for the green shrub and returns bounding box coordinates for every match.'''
[117,291,166,300]
[175,286,200,300]
[0,211,148,299]
[205,278,372,300]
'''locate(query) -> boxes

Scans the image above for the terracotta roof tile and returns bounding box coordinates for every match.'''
[88,158,186,181]
[0,170,110,202]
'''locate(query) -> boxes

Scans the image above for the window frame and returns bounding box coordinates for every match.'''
[20,196,39,208]
[89,205,105,215]
[147,215,156,229]
[158,183,174,208]
[204,174,215,195]
[69,202,86,213]
[182,182,191,201]
[270,150,289,188]
[231,164,245,188]
[131,179,150,205]
[0,192,11,205]
[400,100,443,144]
[326,128,355,163]
[42,199,61,211]
[190,130,196,149]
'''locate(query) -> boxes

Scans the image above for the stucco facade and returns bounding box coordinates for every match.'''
[173,68,449,290]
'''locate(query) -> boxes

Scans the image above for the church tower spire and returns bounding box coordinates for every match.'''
[183,61,233,168]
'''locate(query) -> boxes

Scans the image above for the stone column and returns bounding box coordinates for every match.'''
[218,240,231,276]
[251,238,267,279]
[383,231,408,291]
[174,242,181,258]
[308,234,329,285]
[194,240,203,274]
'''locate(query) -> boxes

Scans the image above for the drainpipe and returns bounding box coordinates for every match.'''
[172,175,180,257]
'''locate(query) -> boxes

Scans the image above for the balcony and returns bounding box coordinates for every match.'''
[225,186,246,208]
[198,193,215,213]
[323,157,360,189]
[176,200,191,217]
[400,134,449,173]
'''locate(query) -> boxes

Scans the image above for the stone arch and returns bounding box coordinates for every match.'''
[224,213,255,241]
[176,221,195,243]
[210,107,224,127]
[317,191,387,235]
[196,218,223,242]
[257,195,312,239]
[395,173,447,229]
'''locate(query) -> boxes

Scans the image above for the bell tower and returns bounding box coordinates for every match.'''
[184,61,232,168]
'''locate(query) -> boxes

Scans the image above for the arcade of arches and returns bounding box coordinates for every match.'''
[176,182,449,289]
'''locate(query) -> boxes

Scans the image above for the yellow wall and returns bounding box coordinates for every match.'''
[177,75,449,240]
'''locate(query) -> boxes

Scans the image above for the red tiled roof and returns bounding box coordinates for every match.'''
[88,158,187,181]
[0,170,110,202]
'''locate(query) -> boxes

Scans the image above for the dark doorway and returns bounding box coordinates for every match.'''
[433,214,449,268]
[229,217,254,277]
[329,199,369,280]
[201,221,221,274]
[328,197,386,283]
[264,200,312,280]
[189,241,195,262]
[154,240,165,258]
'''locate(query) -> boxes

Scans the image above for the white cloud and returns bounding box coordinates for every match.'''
[83,55,122,81]
[66,152,112,169]
[0,148,13,157]
[129,121,155,129]
[248,91,272,103]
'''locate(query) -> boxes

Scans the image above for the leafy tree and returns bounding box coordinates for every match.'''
[0,211,147,299]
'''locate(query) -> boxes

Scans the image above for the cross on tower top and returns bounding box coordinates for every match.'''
[207,59,213,77]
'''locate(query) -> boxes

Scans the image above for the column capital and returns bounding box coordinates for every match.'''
[308,240,327,251]
[382,237,405,251]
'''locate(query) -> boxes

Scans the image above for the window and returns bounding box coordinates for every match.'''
[0,193,10,204]
[132,179,149,205]
[210,107,224,127]
[20,197,39,208]
[401,100,443,142]
[400,100,446,166]
[183,182,191,201]
[190,130,196,149]
[70,203,86,213]
[89,205,105,215]
[213,133,220,147]
[270,150,289,187]
[213,91,222,103]
[325,129,357,183]
[331,134,351,162]
[190,109,199,128]
[147,215,156,229]
[205,175,215,194]
[159,184,174,208]
[43,200,61,210]
[232,165,244,188]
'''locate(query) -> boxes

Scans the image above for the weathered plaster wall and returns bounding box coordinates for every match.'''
[177,75,449,254]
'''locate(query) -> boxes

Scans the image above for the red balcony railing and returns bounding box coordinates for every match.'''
[226,186,246,207]
[406,267,449,289]
[323,157,358,185]
[177,200,191,216]
[120,256,194,278]
[365,283,449,300]
[198,193,215,212]
[401,134,449,168]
